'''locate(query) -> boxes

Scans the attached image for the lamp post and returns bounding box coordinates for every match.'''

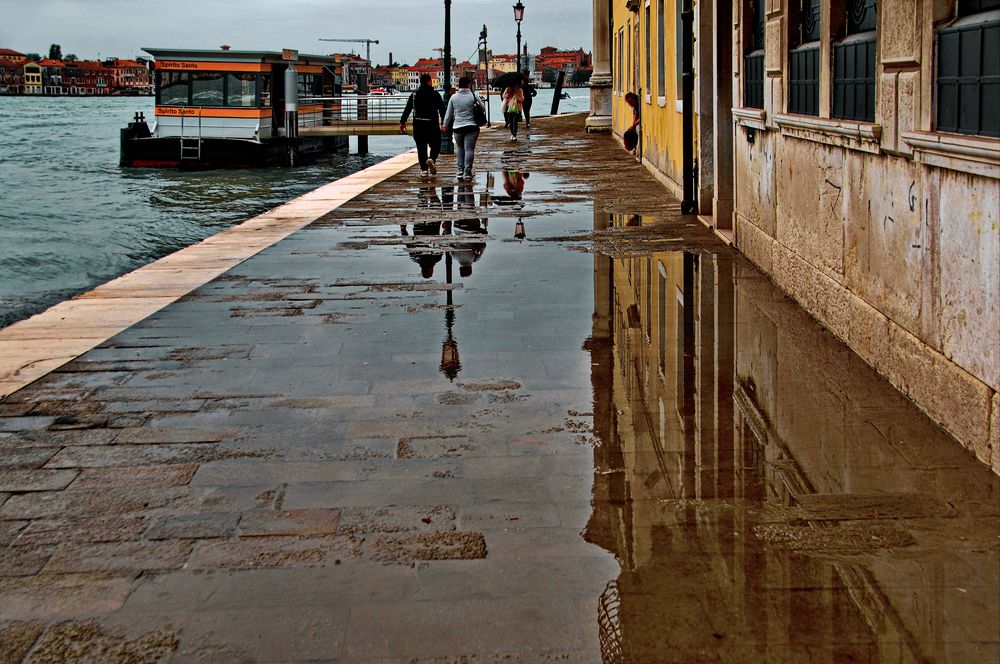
[479,24,491,125]
[441,0,454,153]
[513,2,525,72]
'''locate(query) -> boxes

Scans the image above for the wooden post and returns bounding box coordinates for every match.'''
[550,71,566,115]
[356,73,369,156]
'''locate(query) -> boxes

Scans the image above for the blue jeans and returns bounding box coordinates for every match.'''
[454,127,480,176]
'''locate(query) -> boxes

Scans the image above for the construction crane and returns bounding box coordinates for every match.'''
[318,38,380,62]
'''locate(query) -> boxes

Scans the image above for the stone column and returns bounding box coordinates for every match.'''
[587,0,613,132]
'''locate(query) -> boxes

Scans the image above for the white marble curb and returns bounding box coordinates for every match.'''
[0,149,420,399]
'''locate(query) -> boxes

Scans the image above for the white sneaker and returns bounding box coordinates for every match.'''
[427,159,437,175]
[420,170,429,178]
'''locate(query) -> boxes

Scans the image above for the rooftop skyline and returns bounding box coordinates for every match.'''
[0,0,591,65]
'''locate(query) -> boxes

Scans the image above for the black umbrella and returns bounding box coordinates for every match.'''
[491,71,524,90]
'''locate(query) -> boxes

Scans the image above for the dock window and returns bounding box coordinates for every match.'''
[789,0,821,116]
[227,72,257,107]
[191,72,225,106]
[833,0,877,122]
[158,71,190,105]
[297,74,322,98]
[937,1,1000,137]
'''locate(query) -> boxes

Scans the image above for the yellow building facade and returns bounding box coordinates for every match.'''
[611,0,688,196]
[22,62,42,94]
[607,0,734,226]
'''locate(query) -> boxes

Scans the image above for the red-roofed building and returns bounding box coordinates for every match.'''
[104,59,152,94]
[0,48,26,63]
[37,59,65,94]
[0,58,26,94]
[534,46,592,80]
[62,60,111,95]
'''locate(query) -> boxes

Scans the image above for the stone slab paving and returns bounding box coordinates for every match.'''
[0,116,998,662]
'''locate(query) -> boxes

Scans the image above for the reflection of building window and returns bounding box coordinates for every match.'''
[937,1,1000,137]
[833,0,877,121]
[157,71,190,106]
[191,71,225,106]
[227,73,257,107]
[744,0,765,109]
[789,0,821,116]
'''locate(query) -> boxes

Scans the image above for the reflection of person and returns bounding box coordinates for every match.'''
[443,76,482,182]
[521,71,537,128]
[400,74,446,177]
[623,92,640,154]
[404,221,444,279]
[503,169,528,199]
[451,219,487,278]
[502,80,525,141]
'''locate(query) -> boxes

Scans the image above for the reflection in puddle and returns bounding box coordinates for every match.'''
[586,215,999,662]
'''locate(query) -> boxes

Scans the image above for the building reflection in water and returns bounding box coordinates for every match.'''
[586,213,1000,663]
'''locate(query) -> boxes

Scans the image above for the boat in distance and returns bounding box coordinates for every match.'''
[120,47,348,169]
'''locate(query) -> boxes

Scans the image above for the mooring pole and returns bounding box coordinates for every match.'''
[357,73,369,156]
[284,64,299,166]
[551,70,566,115]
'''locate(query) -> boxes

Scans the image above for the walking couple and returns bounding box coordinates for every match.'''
[400,73,486,182]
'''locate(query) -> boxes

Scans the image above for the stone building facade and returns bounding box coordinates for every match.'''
[593,0,1000,472]
[730,0,999,472]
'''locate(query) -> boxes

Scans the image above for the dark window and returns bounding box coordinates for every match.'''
[834,0,877,121]
[191,72,225,106]
[157,71,189,105]
[789,0,821,115]
[789,44,820,115]
[297,73,322,98]
[744,0,765,109]
[959,0,1000,14]
[937,14,1000,136]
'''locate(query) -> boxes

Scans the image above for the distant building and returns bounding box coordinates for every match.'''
[0,48,26,63]
[22,61,43,94]
[335,53,371,87]
[535,46,592,78]
[491,54,519,74]
[38,58,64,94]
[0,58,25,94]
[104,59,153,94]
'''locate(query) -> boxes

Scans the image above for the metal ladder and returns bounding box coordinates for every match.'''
[179,111,203,161]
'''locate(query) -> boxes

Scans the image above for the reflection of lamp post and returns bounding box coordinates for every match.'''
[441,0,454,154]
[513,2,525,72]
[440,253,462,380]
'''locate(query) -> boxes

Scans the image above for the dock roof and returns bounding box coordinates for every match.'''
[142,48,338,66]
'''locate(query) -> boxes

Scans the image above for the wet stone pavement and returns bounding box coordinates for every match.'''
[0,116,998,663]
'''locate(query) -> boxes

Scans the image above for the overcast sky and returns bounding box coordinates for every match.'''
[1,0,591,64]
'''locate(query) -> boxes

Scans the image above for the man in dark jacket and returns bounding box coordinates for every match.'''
[400,74,446,176]
[521,71,537,128]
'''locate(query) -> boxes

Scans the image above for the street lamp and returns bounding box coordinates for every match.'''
[513,2,525,72]
[441,0,454,153]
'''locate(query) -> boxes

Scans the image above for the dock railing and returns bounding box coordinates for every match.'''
[298,94,413,131]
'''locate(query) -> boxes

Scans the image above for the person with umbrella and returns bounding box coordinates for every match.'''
[501,78,525,142]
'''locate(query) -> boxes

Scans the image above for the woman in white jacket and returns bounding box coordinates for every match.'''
[443,77,482,182]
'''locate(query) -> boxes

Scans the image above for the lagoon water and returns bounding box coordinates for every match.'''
[0,89,589,327]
